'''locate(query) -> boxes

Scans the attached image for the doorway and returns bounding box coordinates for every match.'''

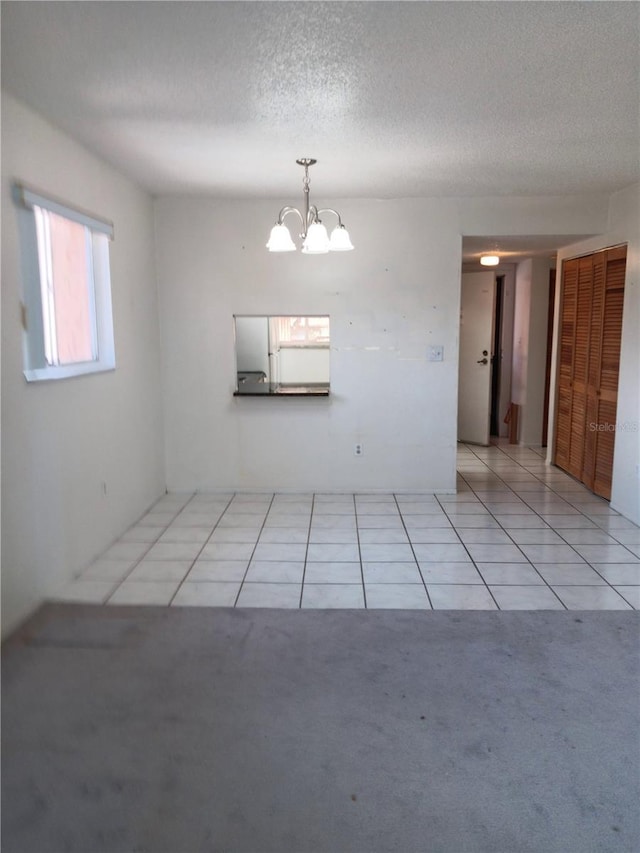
[490,275,505,437]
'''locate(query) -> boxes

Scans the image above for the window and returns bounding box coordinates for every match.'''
[14,184,115,382]
[269,315,331,347]
[234,315,330,395]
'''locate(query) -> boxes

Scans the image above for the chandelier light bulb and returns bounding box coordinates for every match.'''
[329,225,354,252]
[302,221,330,254]
[266,223,296,252]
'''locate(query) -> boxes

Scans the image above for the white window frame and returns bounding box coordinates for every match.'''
[14,184,116,382]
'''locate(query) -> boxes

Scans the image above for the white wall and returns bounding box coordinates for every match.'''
[548,182,640,524]
[156,197,463,492]
[512,258,552,444]
[156,193,610,493]
[1,94,166,636]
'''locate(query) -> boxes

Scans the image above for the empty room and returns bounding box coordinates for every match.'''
[1,2,639,852]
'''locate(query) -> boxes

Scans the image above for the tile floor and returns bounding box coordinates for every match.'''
[55,442,640,610]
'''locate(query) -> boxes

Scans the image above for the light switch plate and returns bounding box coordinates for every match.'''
[428,345,444,362]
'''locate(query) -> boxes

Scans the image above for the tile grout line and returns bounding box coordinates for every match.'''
[353,494,368,609]
[232,493,277,607]
[167,492,237,606]
[299,494,316,608]
[394,494,433,609]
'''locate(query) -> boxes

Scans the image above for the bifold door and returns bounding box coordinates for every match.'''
[554,246,626,499]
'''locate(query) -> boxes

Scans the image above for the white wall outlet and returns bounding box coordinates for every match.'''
[428,345,444,362]
[354,443,363,457]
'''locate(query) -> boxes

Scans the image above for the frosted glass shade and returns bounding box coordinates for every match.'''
[329,225,354,251]
[302,222,330,254]
[480,255,500,266]
[266,224,296,252]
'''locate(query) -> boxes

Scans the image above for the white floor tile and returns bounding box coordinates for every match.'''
[207,527,261,543]
[466,543,527,563]
[404,515,452,529]
[144,542,203,561]
[52,580,116,604]
[200,542,256,561]
[362,562,423,584]
[303,562,361,583]
[171,582,240,607]
[187,560,248,582]
[101,542,150,561]
[218,513,267,528]
[358,528,410,544]
[476,563,545,585]
[311,516,357,530]
[614,587,640,608]
[572,545,640,564]
[159,527,213,544]
[357,516,403,529]
[427,585,497,610]
[506,529,566,545]
[456,529,512,544]
[302,584,365,609]
[306,543,361,562]
[610,530,640,545]
[493,516,550,529]
[406,528,461,544]
[489,586,565,610]
[530,564,606,586]
[419,563,484,584]
[108,581,180,605]
[264,513,312,527]
[127,560,192,582]
[236,583,301,608]
[258,527,309,544]
[536,515,596,529]
[252,543,307,562]
[245,561,305,583]
[592,564,640,585]
[412,543,470,563]
[551,586,632,610]
[443,515,501,529]
[359,543,415,562]
[81,560,136,582]
[308,529,359,544]
[119,526,164,543]
[518,544,584,564]
[365,584,430,609]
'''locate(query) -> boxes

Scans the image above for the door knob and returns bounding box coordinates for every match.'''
[477,357,488,364]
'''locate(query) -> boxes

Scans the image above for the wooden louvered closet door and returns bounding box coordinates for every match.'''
[553,246,626,500]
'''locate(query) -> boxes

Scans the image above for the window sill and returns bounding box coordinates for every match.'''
[24,362,115,383]
[234,384,330,397]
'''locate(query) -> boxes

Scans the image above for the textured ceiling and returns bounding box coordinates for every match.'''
[2,1,639,204]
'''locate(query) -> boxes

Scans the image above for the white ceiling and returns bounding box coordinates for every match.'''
[2,1,638,258]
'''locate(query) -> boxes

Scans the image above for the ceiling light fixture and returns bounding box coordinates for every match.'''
[266,158,354,254]
[480,254,500,266]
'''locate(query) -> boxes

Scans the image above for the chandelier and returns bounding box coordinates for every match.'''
[266,158,354,254]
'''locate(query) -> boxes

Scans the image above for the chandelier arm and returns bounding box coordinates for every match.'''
[277,206,305,228]
[316,207,345,228]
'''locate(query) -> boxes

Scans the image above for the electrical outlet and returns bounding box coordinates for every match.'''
[354,443,363,457]
[428,345,444,362]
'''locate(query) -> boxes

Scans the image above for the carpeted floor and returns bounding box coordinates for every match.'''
[2,604,639,853]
